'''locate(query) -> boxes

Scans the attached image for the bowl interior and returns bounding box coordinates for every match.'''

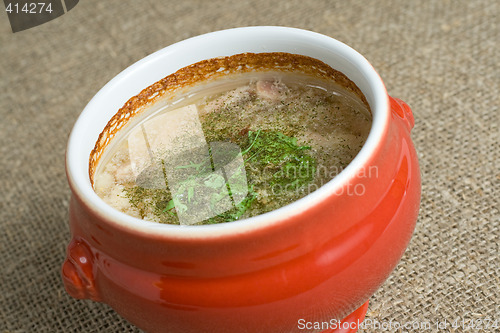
[66,26,388,238]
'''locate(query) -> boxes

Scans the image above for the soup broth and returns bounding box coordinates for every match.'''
[94,71,371,225]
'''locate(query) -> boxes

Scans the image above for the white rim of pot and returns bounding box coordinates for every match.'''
[66,26,389,239]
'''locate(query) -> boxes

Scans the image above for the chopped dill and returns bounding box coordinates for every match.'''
[123,129,316,225]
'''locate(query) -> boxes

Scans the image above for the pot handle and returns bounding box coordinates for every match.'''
[61,238,101,301]
[389,96,414,131]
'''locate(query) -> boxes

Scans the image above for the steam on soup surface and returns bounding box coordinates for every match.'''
[93,72,372,225]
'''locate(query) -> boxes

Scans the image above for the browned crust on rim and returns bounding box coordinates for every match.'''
[89,52,369,185]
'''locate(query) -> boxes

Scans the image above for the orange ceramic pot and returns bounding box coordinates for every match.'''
[62,27,420,333]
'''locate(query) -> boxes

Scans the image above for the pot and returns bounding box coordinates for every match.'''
[62,26,420,333]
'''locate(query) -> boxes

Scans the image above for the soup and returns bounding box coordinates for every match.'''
[92,54,372,225]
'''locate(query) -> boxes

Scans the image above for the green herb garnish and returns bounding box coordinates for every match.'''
[124,129,316,225]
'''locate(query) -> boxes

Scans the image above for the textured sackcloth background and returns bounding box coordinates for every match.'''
[0,0,498,332]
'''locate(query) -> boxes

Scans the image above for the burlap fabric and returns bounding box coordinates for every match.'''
[0,1,498,332]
